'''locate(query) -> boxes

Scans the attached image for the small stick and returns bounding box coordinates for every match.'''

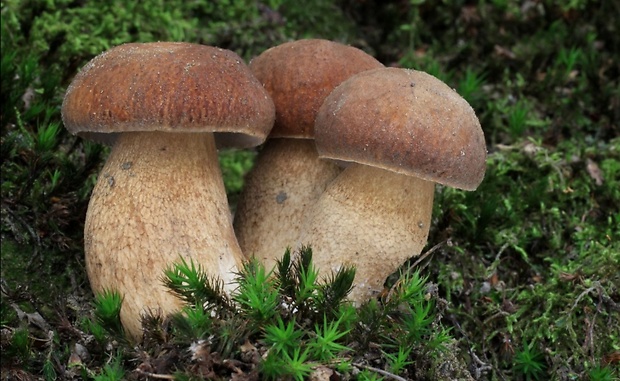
[134,369,175,380]
[352,363,409,381]
[409,240,445,270]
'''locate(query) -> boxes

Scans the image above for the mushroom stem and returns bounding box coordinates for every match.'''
[84,131,243,340]
[234,138,342,271]
[297,163,435,304]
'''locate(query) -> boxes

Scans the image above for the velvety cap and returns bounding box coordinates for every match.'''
[249,39,383,139]
[315,67,487,190]
[61,42,275,148]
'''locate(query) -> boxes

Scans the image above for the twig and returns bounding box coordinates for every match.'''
[584,281,606,360]
[222,359,244,374]
[352,363,409,381]
[482,310,510,325]
[570,281,601,312]
[469,349,493,380]
[409,240,445,270]
[134,368,176,379]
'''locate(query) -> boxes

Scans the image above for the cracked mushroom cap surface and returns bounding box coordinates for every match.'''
[315,67,487,190]
[249,38,383,139]
[62,42,275,148]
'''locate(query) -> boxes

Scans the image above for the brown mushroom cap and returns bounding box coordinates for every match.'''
[62,42,275,148]
[315,67,487,190]
[249,39,383,139]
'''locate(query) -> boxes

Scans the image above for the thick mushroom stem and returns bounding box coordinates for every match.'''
[234,138,342,271]
[84,131,243,340]
[297,163,435,304]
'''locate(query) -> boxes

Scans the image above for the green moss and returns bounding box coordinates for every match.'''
[429,137,619,378]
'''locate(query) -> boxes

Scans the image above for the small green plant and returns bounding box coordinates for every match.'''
[86,318,109,345]
[83,289,125,346]
[9,327,32,364]
[93,289,124,335]
[42,358,57,381]
[457,67,487,107]
[507,101,530,139]
[357,369,385,381]
[92,354,125,381]
[164,258,245,355]
[384,346,413,375]
[555,46,582,80]
[273,246,356,320]
[307,314,351,361]
[261,346,314,381]
[588,365,617,381]
[263,316,305,354]
[234,259,281,324]
[172,304,213,339]
[164,256,231,311]
[512,341,547,381]
[156,247,450,379]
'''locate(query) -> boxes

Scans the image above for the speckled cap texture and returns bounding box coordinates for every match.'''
[315,67,487,190]
[61,42,275,148]
[249,39,383,139]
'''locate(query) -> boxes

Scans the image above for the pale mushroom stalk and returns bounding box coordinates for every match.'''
[85,131,241,339]
[298,164,435,303]
[234,138,341,270]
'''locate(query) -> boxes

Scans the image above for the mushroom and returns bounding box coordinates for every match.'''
[233,39,383,271]
[298,67,487,304]
[61,42,275,340]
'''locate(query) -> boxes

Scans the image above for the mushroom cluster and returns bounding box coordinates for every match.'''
[63,39,486,339]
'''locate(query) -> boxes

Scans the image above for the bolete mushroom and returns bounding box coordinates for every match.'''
[298,67,487,304]
[233,39,383,271]
[61,42,275,340]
